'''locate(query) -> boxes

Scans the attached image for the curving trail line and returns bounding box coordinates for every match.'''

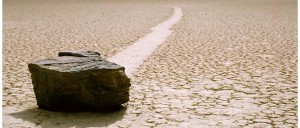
[108,7,183,76]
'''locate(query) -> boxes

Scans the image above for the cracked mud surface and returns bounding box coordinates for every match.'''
[3,0,297,128]
[3,0,171,108]
[122,1,297,127]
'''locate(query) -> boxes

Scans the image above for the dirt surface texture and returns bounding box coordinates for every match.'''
[3,0,297,127]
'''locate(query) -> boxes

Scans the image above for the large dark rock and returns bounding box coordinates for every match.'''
[28,51,131,111]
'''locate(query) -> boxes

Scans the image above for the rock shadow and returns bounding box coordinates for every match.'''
[9,106,127,128]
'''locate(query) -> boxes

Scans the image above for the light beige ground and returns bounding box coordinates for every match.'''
[3,0,171,109]
[3,0,297,128]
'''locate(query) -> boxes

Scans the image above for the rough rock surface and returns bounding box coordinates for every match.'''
[28,51,131,111]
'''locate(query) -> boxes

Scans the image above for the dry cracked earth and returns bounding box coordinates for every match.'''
[3,0,297,128]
